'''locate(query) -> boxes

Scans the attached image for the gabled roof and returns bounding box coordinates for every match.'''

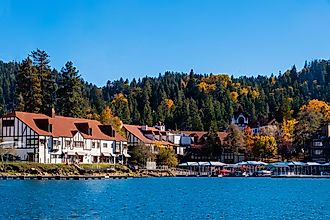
[4,112,126,141]
[232,111,249,120]
[179,131,228,143]
[123,124,173,146]
[6,112,52,136]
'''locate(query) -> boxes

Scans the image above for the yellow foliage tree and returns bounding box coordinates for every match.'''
[280,119,298,156]
[198,82,216,93]
[300,99,330,121]
[251,89,260,99]
[244,127,254,158]
[253,135,277,159]
[99,106,125,137]
[202,74,232,87]
[240,87,249,96]
[112,93,128,104]
[271,76,276,85]
[164,98,174,109]
[230,91,239,102]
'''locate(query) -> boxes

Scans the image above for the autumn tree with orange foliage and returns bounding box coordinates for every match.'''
[111,93,131,124]
[243,127,254,159]
[100,105,125,137]
[300,99,330,121]
[279,119,298,159]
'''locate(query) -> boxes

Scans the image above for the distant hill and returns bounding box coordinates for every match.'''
[2,52,330,131]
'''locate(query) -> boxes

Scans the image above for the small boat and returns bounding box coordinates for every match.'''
[257,170,272,177]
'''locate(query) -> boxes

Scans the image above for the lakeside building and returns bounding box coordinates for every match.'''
[123,123,246,164]
[231,111,249,131]
[0,111,128,164]
[309,123,330,163]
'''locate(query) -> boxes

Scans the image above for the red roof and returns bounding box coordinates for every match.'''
[5,112,126,141]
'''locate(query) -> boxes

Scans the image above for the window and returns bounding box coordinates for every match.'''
[73,141,84,148]
[53,140,60,146]
[97,142,100,148]
[40,139,46,145]
[92,142,96,148]
[313,141,323,147]
[103,143,107,148]
[27,137,38,145]
[313,150,323,155]
[115,142,121,153]
[3,120,14,127]
[65,140,71,147]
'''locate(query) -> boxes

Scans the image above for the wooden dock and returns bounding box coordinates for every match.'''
[271,175,330,179]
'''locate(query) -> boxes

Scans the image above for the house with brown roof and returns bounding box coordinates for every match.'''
[0,111,128,164]
[123,124,175,154]
[178,131,230,161]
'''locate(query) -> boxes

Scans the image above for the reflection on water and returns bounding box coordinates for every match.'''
[0,178,330,219]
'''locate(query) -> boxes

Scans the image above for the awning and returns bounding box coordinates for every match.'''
[198,162,210,166]
[101,152,112,157]
[268,162,289,168]
[288,161,306,166]
[209,161,227,166]
[187,162,199,166]
[75,152,85,156]
[123,152,131,158]
[321,162,330,166]
[307,162,321,166]
[0,141,15,146]
[178,163,188,167]
[67,152,76,156]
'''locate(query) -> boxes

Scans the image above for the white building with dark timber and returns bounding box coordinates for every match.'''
[0,111,129,164]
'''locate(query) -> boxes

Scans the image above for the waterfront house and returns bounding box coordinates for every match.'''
[178,131,239,162]
[0,111,128,164]
[250,118,277,135]
[309,123,330,163]
[123,124,175,152]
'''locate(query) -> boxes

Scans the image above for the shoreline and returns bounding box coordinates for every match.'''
[1,174,330,180]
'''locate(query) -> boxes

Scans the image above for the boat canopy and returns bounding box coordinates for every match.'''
[268,162,289,168]
[235,161,268,166]
[178,161,227,167]
[306,162,321,166]
[321,162,330,166]
[288,161,306,166]
[209,161,227,166]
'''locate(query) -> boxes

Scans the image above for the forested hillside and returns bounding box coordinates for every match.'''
[1,50,330,132]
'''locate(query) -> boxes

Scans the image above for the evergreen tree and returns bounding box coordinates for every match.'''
[189,99,203,131]
[57,61,85,117]
[31,49,56,112]
[15,57,35,112]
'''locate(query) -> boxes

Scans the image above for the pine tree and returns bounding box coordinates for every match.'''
[31,49,56,113]
[15,57,34,111]
[189,99,203,130]
[57,61,86,117]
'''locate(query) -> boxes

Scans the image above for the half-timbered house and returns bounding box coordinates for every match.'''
[0,111,128,164]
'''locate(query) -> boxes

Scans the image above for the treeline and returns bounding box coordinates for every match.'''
[1,50,330,132]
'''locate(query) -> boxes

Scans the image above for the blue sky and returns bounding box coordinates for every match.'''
[1,0,330,86]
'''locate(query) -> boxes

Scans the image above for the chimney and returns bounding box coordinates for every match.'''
[45,108,56,118]
[141,125,148,131]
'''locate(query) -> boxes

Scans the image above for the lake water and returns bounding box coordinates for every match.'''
[0,177,329,219]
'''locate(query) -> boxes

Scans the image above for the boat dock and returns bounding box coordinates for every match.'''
[271,175,330,179]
